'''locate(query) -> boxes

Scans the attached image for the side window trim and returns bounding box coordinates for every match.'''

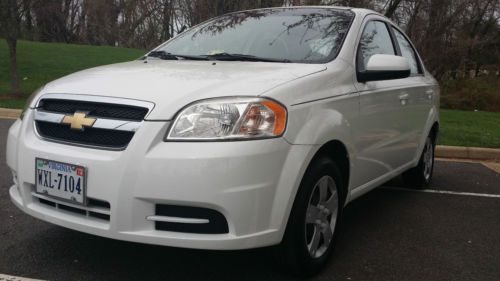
[391,25,424,75]
[387,23,402,56]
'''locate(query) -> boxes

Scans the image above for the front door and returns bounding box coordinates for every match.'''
[350,19,425,188]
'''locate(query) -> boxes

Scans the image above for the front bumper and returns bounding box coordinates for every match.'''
[7,110,314,250]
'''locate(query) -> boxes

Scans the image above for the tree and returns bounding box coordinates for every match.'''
[1,0,498,85]
[384,0,403,18]
[0,0,22,95]
[32,0,69,42]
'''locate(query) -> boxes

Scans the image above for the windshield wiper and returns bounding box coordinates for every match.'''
[146,51,208,61]
[205,53,290,63]
[145,51,290,63]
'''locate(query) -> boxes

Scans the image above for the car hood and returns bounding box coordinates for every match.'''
[39,60,326,120]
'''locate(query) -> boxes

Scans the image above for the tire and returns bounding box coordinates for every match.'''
[402,135,435,189]
[276,156,344,277]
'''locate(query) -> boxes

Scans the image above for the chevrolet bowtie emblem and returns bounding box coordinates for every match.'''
[61,112,96,130]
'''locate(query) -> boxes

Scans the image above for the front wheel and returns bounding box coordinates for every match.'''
[403,135,435,189]
[276,156,343,276]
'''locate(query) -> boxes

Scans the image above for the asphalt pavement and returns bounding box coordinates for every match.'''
[0,119,499,281]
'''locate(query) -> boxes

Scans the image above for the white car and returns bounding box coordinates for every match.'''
[7,7,439,275]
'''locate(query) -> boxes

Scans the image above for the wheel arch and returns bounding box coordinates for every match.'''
[430,121,439,143]
[312,140,350,205]
[413,106,440,165]
[276,138,351,239]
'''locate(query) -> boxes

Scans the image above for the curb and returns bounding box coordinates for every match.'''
[436,145,500,162]
[0,108,498,162]
[0,108,22,119]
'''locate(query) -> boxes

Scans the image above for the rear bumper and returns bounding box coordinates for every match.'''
[7,111,315,250]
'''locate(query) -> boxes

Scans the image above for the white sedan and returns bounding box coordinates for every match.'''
[7,6,439,276]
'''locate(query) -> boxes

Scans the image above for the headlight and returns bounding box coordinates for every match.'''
[166,97,287,141]
[20,86,44,120]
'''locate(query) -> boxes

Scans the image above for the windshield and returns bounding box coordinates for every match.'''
[155,8,354,64]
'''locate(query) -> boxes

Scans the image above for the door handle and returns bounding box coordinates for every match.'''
[399,93,409,106]
[425,89,434,100]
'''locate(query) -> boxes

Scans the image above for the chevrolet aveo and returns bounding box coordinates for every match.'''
[7,7,439,275]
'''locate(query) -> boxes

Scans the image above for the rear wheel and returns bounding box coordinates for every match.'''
[277,156,343,276]
[403,135,435,189]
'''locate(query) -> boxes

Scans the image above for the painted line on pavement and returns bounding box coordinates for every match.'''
[382,186,500,199]
[0,273,45,281]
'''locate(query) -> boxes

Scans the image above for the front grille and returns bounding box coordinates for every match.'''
[155,204,229,234]
[36,121,134,149]
[39,99,148,121]
[34,98,150,150]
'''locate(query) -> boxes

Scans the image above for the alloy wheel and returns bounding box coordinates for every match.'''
[423,138,434,181]
[305,175,339,259]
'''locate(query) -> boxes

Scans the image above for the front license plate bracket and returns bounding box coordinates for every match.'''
[35,158,87,205]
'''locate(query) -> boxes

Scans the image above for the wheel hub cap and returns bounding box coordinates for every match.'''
[305,175,339,259]
[423,138,434,181]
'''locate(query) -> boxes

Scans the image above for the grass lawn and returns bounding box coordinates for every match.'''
[1,40,499,148]
[0,39,143,101]
[438,109,500,148]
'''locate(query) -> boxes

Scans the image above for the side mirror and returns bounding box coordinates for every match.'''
[357,54,411,82]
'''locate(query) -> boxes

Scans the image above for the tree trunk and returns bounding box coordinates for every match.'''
[385,0,402,19]
[216,0,225,15]
[162,0,171,40]
[6,38,21,95]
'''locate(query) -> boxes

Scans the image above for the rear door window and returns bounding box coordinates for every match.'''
[392,28,422,75]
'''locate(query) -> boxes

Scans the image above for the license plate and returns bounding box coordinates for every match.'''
[35,158,86,205]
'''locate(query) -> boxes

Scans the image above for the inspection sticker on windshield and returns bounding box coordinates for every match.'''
[35,158,86,205]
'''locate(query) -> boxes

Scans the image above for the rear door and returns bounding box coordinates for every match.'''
[390,26,435,159]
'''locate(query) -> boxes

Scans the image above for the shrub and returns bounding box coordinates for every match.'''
[441,76,500,112]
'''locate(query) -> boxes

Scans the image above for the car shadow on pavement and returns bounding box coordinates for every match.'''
[15,226,291,281]
[3,190,414,281]
[0,188,443,281]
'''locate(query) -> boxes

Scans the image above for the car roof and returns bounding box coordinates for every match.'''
[239,6,382,18]
[297,6,381,17]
